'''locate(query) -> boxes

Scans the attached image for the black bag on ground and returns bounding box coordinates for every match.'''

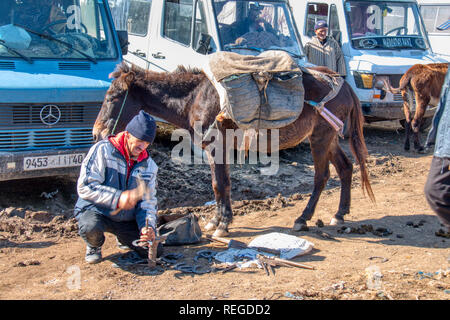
[157,213,202,245]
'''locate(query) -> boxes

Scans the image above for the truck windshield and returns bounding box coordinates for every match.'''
[345,0,429,50]
[213,0,303,58]
[0,0,118,60]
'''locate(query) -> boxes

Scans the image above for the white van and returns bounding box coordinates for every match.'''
[289,0,444,124]
[418,0,450,61]
[111,0,307,72]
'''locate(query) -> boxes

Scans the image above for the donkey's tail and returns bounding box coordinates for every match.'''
[347,86,376,203]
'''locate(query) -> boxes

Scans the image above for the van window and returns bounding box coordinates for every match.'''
[128,0,152,36]
[193,0,211,53]
[345,1,429,50]
[329,4,341,43]
[213,0,303,57]
[421,5,450,34]
[163,0,193,45]
[305,3,329,37]
[0,0,117,60]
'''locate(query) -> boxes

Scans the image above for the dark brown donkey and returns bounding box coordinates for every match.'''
[93,62,375,237]
[377,63,448,152]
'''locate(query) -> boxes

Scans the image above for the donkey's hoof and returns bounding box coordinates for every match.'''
[293,222,309,232]
[213,228,229,237]
[204,222,217,231]
[330,217,344,226]
[416,147,425,154]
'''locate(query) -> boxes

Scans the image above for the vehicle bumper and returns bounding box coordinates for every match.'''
[361,102,436,121]
[0,147,90,181]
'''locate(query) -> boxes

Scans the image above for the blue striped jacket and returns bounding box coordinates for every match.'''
[73,139,158,232]
[427,67,450,158]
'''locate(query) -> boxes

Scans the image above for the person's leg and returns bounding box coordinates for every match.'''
[104,220,148,257]
[425,156,450,232]
[77,210,107,248]
[77,210,107,263]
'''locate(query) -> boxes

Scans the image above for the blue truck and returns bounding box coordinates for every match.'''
[0,0,126,181]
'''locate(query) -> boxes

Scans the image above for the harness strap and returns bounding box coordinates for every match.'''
[111,89,129,135]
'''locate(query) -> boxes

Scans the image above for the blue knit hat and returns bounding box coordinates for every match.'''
[125,110,156,143]
[314,20,328,31]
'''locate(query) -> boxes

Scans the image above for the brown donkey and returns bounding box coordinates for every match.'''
[93,63,375,237]
[377,63,448,152]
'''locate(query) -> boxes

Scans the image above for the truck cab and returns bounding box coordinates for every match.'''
[0,0,124,181]
[114,0,307,72]
[289,0,444,123]
[418,0,450,61]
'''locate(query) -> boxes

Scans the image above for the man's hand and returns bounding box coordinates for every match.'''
[118,188,141,210]
[140,226,155,242]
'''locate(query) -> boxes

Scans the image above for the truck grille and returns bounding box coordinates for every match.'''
[0,128,94,151]
[0,104,100,126]
[12,105,85,124]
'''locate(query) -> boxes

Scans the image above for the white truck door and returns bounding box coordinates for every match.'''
[146,0,214,72]
[123,0,156,69]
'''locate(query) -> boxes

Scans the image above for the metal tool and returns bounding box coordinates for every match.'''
[132,218,167,268]
[256,254,315,271]
[132,235,167,268]
[205,234,280,255]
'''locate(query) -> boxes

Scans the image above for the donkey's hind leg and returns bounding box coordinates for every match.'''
[328,140,353,226]
[402,92,413,151]
[204,153,233,237]
[293,132,333,231]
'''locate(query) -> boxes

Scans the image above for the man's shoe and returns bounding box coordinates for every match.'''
[85,246,102,264]
[116,238,130,250]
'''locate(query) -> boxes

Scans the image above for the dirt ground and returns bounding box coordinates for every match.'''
[0,122,449,301]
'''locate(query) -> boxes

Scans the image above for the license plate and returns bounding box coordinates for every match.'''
[23,153,85,171]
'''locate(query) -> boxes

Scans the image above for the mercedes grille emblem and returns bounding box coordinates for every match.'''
[40,105,61,126]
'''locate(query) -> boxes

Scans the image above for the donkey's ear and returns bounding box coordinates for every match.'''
[116,71,135,91]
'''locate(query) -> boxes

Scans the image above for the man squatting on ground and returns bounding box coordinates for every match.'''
[425,66,450,235]
[74,111,159,264]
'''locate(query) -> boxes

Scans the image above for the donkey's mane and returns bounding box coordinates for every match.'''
[109,62,206,92]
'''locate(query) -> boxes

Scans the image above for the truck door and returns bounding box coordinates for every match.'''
[302,2,342,45]
[146,0,215,72]
[123,0,155,69]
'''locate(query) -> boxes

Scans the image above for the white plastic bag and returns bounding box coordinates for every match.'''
[248,232,314,259]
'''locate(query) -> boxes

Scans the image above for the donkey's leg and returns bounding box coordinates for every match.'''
[204,149,233,237]
[402,98,412,151]
[328,141,353,225]
[293,133,332,231]
[411,96,429,153]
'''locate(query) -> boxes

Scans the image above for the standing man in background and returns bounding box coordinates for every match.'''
[304,20,347,77]
[425,66,450,239]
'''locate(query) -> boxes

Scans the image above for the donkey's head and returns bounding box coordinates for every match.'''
[93,62,142,142]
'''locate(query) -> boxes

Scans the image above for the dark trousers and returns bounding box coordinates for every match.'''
[425,156,450,231]
[77,210,147,257]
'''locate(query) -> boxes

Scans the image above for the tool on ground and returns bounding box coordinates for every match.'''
[256,254,315,270]
[132,218,167,268]
[257,255,277,276]
[110,178,149,216]
[206,234,280,255]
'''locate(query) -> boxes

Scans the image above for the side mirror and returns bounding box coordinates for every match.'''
[195,33,212,55]
[117,30,129,56]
